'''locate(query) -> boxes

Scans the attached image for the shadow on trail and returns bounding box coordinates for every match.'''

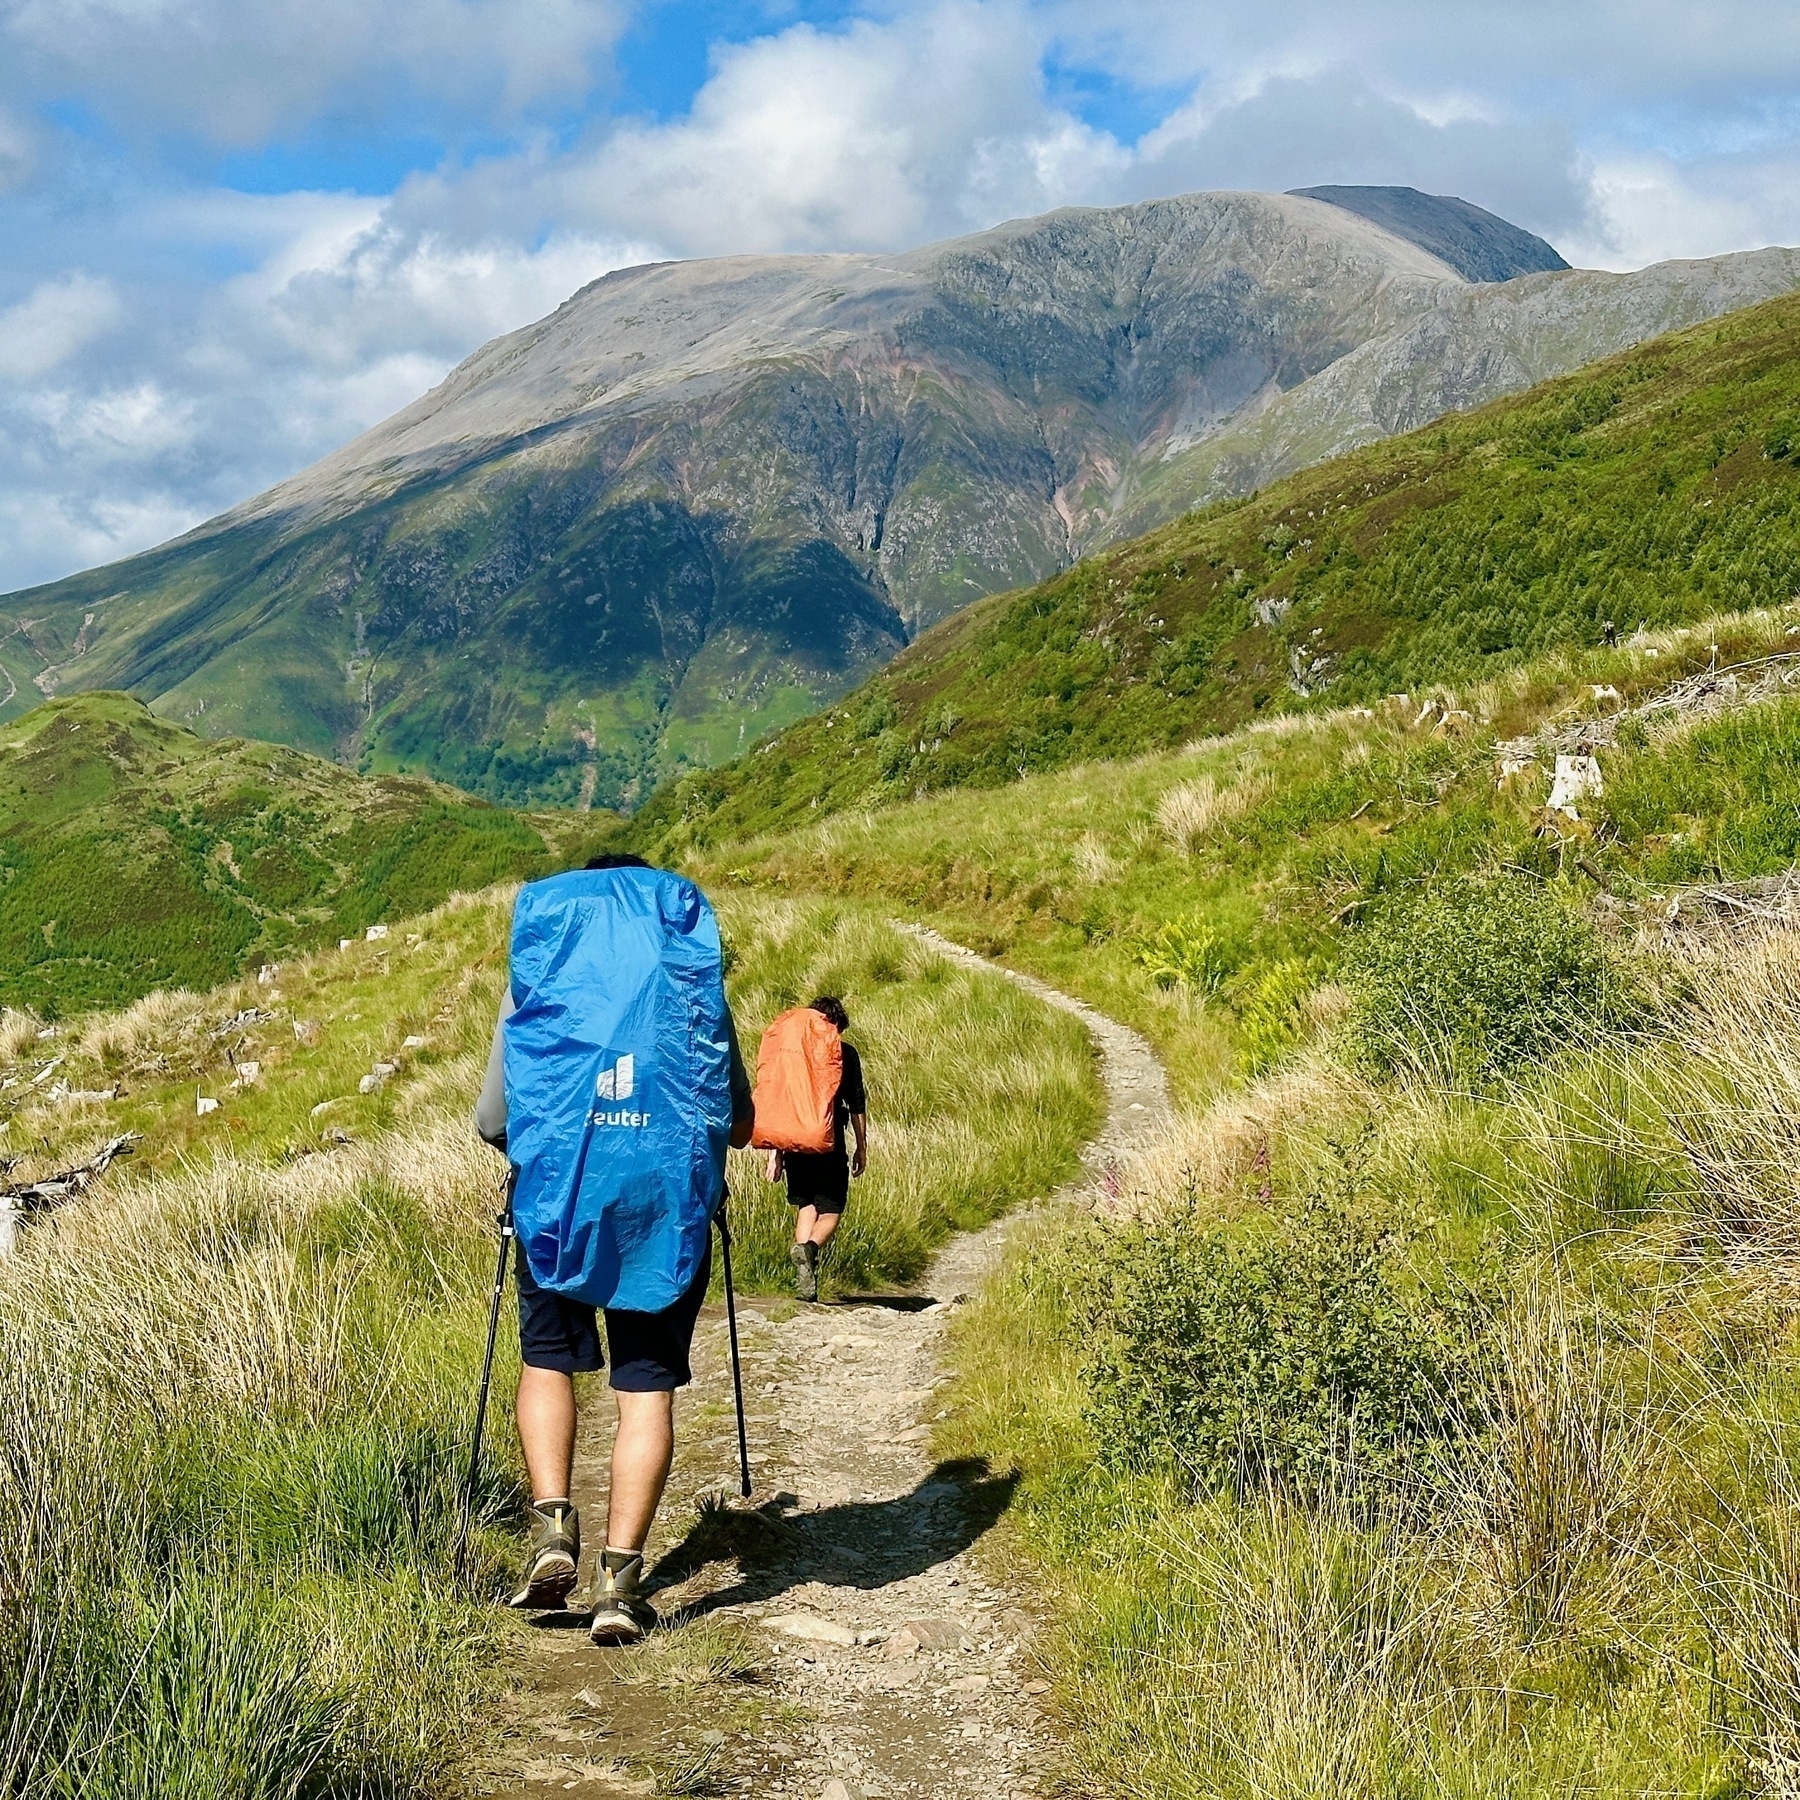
[648,1457,1019,1615]
[733,1294,941,1316]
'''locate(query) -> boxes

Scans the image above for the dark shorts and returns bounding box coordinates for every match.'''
[514,1232,712,1391]
[784,1150,850,1213]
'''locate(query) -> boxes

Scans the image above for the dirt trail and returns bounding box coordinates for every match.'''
[480,932,1169,1798]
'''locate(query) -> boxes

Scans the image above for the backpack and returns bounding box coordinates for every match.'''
[750,1008,843,1154]
[503,867,734,1312]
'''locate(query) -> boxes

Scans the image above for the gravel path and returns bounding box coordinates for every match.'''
[480,932,1169,1798]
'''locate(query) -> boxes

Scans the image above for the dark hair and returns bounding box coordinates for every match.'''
[584,852,651,871]
[810,995,849,1032]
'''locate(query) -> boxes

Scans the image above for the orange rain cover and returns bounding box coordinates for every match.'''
[750,1007,843,1153]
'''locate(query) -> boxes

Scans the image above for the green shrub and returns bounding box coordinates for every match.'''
[851,690,898,740]
[1083,1170,1487,1499]
[1341,873,1613,1082]
[1230,955,1320,1074]
[1136,913,1236,994]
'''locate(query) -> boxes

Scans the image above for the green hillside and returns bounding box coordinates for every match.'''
[631,287,1800,853]
[0,692,616,1014]
[648,597,1800,1791]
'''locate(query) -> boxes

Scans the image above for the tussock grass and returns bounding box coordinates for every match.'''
[1071,830,1120,884]
[1155,768,1271,856]
[616,1612,769,1689]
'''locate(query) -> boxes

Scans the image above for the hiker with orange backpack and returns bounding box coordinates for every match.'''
[751,996,867,1302]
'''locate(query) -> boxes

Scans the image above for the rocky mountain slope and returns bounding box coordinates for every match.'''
[625,286,1800,850]
[5,188,1796,808]
[1291,185,1570,282]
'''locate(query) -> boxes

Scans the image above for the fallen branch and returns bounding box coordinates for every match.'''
[1,1133,139,1218]
[1663,870,1800,932]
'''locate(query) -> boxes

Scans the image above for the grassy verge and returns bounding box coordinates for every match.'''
[0,894,520,1797]
[0,887,1098,1795]
[942,917,1800,1795]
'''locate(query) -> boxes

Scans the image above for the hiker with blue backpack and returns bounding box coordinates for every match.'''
[472,853,754,1645]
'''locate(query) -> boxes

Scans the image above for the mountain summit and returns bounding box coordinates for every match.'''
[7,189,1796,808]
[1289,185,1570,282]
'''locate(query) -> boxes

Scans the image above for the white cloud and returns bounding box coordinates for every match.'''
[0,274,123,381]
[1126,68,1588,243]
[0,490,204,597]
[1038,0,1800,113]
[0,194,650,589]
[550,1,1123,254]
[1,0,629,143]
[250,221,655,369]
[1567,148,1800,270]
[25,379,196,455]
[6,0,1800,595]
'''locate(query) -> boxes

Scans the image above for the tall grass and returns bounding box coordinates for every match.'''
[716,897,1099,1294]
[943,924,1800,1796]
[0,884,1099,1795]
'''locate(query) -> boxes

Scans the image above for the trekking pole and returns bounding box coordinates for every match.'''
[716,1205,753,1499]
[455,1171,516,1582]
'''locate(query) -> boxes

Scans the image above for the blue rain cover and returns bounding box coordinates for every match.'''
[504,866,733,1313]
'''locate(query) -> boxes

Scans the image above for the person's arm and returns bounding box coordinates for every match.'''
[725,1004,755,1149]
[472,990,515,1150]
[843,1043,867,1176]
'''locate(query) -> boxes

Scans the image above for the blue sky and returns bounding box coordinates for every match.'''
[3,0,1800,592]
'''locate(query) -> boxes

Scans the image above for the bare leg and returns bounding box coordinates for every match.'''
[606,1389,675,1553]
[792,1204,820,1244]
[516,1365,577,1502]
[806,1209,843,1248]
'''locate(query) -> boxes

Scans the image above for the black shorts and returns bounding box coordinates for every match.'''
[514,1232,712,1391]
[784,1150,850,1213]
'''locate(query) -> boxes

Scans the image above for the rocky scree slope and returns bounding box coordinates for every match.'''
[627,286,1800,850]
[7,189,1795,812]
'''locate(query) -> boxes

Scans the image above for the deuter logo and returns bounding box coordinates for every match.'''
[591,1053,649,1128]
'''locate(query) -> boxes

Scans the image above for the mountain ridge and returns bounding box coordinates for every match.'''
[7,188,1796,811]
[1290,184,1570,282]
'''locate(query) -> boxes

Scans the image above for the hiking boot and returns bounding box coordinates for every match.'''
[588,1550,656,1646]
[507,1501,580,1610]
[790,1240,818,1302]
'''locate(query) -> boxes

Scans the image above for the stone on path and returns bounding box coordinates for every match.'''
[888,1618,970,1655]
[766,1612,859,1647]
